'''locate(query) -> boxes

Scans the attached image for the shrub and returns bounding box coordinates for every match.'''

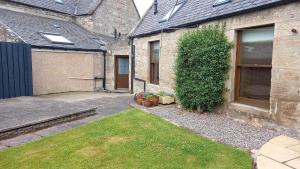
[175,25,233,112]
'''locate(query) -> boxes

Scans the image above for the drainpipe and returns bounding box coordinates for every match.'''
[130,37,146,93]
[103,51,106,90]
[94,51,106,90]
[130,38,135,94]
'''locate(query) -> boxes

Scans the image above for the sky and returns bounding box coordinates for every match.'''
[134,0,154,16]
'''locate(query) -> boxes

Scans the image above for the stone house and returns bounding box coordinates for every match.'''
[130,0,300,130]
[0,0,140,95]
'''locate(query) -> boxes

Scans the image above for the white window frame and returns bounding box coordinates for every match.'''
[160,3,183,22]
[213,0,232,7]
[41,33,74,45]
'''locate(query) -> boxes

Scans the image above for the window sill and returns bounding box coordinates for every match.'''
[229,101,270,119]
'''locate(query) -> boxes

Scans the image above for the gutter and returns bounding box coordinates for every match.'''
[31,45,106,52]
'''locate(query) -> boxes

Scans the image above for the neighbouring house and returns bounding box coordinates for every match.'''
[130,0,300,130]
[0,0,140,95]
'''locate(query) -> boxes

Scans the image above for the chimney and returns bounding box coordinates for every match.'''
[154,0,158,14]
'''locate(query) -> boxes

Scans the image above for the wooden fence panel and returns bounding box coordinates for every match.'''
[0,42,33,99]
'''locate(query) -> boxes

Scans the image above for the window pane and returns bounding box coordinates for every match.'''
[161,3,182,21]
[118,58,129,75]
[240,67,271,100]
[150,41,160,84]
[151,42,160,63]
[241,27,274,65]
[42,34,72,44]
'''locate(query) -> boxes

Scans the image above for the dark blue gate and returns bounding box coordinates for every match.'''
[0,42,33,99]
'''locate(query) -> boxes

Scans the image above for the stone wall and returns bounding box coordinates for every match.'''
[105,37,131,91]
[133,2,300,130]
[76,0,140,36]
[32,49,104,95]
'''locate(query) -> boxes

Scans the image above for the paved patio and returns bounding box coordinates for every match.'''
[0,96,97,140]
[0,92,131,150]
[257,135,300,169]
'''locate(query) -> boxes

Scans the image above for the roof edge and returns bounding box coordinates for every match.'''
[31,45,106,52]
[7,1,74,16]
[131,0,296,38]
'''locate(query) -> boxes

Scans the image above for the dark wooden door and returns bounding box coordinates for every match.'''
[115,56,129,89]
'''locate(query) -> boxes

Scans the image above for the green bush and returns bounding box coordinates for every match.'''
[175,25,233,112]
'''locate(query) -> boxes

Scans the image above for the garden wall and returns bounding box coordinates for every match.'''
[32,49,104,95]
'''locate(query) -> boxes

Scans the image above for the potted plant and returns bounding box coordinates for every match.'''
[143,95,154,107]
[135,92,144,105]
[157,91,175,105]
[148,95,159,106]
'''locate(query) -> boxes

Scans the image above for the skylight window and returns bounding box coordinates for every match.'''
[41,33,73,45]
[160,2,183,22]
[213,0,232,7]
[55,0,64,4]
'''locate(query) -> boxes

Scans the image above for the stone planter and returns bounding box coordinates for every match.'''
[159,96,175,105]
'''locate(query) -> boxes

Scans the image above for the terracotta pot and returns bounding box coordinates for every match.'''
[136,98,144,105]
[149,96,159,106]
[143,100,153,107]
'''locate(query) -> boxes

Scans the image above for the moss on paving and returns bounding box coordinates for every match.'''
[0,108,252,169]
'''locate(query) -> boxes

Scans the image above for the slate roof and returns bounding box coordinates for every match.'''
[8,0,103,15]
[131,0,296,37]
[0,9,107,51]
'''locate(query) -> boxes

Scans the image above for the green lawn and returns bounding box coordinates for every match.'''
[0,108,252,169]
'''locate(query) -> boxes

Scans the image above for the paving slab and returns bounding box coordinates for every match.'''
[0,134,42,147]
[290,144,300,153]
[258,136,300,169]
[269,135,300,148]
[257,155,292,169]
[0,144,7,151]
[285,157,300,169]
[0,97,96,134]
[34,125,71,137]
[259,142,300,162]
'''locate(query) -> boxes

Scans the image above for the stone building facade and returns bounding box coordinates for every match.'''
[0,0,140,94]
[76,0,140,36]
[132,2,300,130]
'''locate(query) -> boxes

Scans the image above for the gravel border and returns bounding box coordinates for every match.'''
[134,104,300,151]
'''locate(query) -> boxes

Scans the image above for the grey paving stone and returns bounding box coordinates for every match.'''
[34,125,71,137]
[0,93,131,148]
[0,134,42,147]
[0,97,96,132]
[0,144,8,151]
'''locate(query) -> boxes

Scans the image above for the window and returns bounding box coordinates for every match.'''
[150,41,160,84]
[213,0,232,7]
[41,33,73,45]
[55,0,64,4]
[235,26,274,109]
[160,2,183,22]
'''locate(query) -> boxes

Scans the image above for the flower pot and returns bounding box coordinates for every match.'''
[149,96,159,106]
[136,98,144,105]
[159,96,175,105]
[143,100,153,107]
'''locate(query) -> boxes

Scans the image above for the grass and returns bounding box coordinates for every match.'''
[0,108,252,169]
